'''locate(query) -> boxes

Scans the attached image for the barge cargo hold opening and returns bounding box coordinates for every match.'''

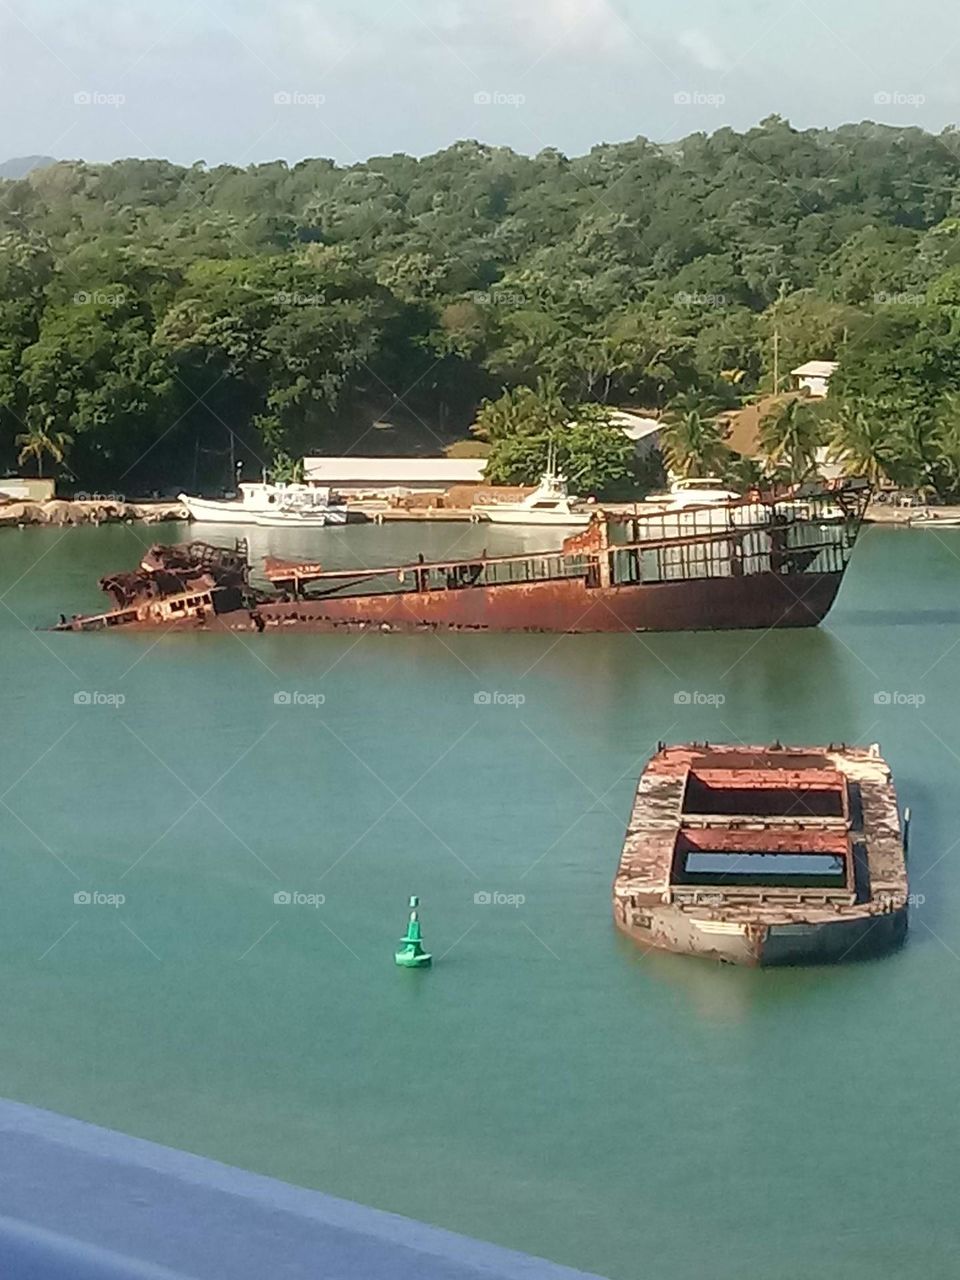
[614,744,910,967]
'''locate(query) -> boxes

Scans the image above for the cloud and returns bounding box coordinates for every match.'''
[678,28,730,72]
[416,0,627,56]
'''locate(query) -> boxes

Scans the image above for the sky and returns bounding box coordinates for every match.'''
[2,0,960,166]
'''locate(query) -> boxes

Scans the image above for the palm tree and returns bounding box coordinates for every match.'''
[15,418,73,479]
[928,395,960,502]
[658,404,731,479]
[826,405,893,487]
[758,397,823,486]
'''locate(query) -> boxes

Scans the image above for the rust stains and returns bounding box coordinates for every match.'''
[614,743,910,966]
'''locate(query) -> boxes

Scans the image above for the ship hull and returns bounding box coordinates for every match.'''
[231,568,846,633]
[614,903,908,967]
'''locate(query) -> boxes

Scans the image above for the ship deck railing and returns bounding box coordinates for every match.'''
[265,505,861,599]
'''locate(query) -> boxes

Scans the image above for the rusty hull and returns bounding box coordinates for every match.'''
[614,744,909,966]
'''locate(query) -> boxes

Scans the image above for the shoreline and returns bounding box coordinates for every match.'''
[0,497,188,528]
[5,496,960,532]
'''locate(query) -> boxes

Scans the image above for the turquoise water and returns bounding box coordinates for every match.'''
[1,520,959,1278]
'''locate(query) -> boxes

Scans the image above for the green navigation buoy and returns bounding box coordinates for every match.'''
[395,895,432,968]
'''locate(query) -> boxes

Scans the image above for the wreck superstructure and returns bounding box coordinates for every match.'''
[614,743,910,966]
[53,483,868,635]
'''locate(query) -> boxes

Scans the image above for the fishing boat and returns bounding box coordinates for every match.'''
[53,481,870,635]
[179,483,348,526]
[472,457,592,527]
[614,741,910,965]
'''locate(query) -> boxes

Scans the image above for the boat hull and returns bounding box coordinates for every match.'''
[614,902,908,967]
[475,509,592,527]
[226,568,845,633]
[253,511,348,527]
[179,496,256,524]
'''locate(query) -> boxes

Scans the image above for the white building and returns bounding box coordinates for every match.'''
[792,360,839,399]
[303,456,487,497]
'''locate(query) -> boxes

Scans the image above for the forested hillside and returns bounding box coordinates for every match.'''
[4,116,960,495]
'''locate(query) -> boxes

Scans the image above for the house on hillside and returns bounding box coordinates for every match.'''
[302,456,486,498]
[608,410,662,454]
[792,360,839,399]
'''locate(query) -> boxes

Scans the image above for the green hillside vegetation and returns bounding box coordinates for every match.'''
[3,117,960,498]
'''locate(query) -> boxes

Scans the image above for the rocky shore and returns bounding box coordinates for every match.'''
[0,498,188,528]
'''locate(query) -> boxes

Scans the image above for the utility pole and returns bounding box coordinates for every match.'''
[772,280,790,396]
[773,329,780,396]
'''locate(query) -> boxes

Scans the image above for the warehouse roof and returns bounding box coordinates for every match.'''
[303,457,487,484]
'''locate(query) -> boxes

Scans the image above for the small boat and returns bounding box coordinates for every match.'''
[909,510,960,529]
[644,478,741,510]
[472,462,593,527]
[179,483,349,526]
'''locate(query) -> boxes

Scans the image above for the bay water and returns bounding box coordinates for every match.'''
[1,520,959,1278]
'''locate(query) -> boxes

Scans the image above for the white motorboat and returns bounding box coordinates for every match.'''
[909,510,960,529]
[179,483,348,526]
[644,478,741,510]
[472,466,594,527]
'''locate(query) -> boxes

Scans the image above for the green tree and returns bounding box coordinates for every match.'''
[759,397,824,485]
[826,405,894,486]
[658,405,731,478]
[15,416,73,477]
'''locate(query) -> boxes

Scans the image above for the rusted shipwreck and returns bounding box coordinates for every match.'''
[53,482,868,635]
[614,743,910,966]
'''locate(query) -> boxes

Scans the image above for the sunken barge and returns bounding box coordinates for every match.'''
[53,483,868,635]
[614,743,910,966]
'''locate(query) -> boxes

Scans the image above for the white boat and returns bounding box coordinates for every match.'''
[472,467,593,527]
[909,510,960,529]
[179,483,348,526]
[644,478,741,510]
